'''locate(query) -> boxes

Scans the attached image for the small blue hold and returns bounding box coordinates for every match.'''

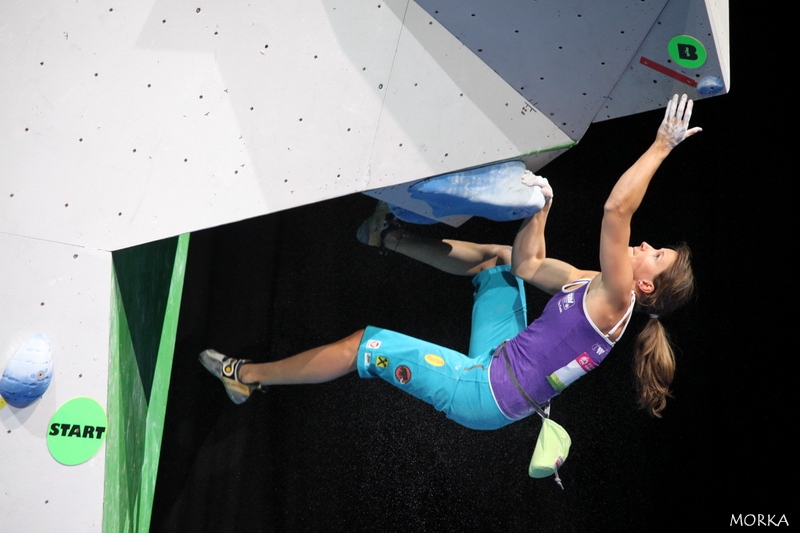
[697,76,724,96]
[0,333,53,408]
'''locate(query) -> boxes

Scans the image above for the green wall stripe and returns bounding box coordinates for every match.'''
[103,233,190,533]
[516,140,577,157]
[104,266,147,533]
[138,232,190,533]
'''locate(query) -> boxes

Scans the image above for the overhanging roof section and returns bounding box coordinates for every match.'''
[0,1,727,250]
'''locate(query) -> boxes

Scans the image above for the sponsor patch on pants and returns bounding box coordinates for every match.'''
[394,365,411,384]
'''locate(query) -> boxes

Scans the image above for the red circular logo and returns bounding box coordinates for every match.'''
[394,365,411,384]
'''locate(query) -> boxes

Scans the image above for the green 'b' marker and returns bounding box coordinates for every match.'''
[668,35,707,69]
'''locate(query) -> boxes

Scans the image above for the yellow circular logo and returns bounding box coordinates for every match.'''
[424,354,445,367]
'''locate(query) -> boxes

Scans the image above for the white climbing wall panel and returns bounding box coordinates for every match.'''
[0,0,568,252]
[0,234,112,532]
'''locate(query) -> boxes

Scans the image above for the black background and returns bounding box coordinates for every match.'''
[152,6,791,531]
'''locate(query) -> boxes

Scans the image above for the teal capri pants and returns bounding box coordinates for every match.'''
[356,265,527,430]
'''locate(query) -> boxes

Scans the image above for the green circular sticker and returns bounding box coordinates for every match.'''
[668,35,707,68]
[47,397,107,466]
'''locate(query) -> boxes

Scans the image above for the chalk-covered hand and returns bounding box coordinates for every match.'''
[658,93,703,149]
[521,171,553,202]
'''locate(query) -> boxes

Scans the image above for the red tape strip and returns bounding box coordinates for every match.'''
[639,56,697,87]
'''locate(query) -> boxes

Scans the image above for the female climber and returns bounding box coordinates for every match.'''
[199,93,700,427]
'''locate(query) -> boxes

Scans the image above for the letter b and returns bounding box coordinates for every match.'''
[679,44,698,61]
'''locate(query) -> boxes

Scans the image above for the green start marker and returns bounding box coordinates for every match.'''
[668,35,706,68]
[47,397,108,466]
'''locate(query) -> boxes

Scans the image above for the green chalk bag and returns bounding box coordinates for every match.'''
[528,417,571,487]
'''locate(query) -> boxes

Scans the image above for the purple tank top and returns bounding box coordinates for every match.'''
[489,280,629,420]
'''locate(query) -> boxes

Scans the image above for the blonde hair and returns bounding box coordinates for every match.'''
[632,243,695,417]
